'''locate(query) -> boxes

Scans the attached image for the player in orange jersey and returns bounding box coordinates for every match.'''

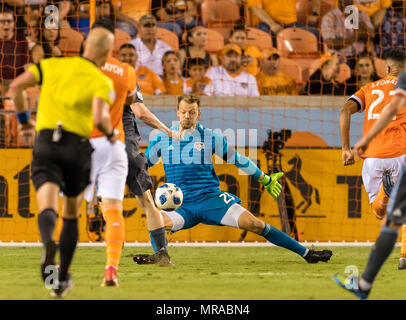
[339,48,406,269]
[84,19,178,286]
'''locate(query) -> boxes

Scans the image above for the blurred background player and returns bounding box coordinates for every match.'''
[87,19,180,283]
[133,94,333,265]
[339,48,406,269]
[334,70,406,299]
[8,27,117,298]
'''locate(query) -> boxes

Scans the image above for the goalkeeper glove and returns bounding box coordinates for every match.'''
[259,172,284,199]
[134,83,144,103]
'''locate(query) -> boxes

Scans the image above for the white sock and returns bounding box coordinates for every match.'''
[359,277,372,291]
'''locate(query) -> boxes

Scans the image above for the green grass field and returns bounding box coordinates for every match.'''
[0,245,404,300]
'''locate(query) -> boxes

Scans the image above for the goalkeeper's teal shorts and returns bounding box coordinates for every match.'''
[162,191,245,231]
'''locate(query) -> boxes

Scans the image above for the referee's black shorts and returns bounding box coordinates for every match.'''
[387,161,406,225]
[123,105,153,196]
[31,129,93,197]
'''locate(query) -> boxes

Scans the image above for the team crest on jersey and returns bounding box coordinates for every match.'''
[240,82,248,88]
[194,142,205,151]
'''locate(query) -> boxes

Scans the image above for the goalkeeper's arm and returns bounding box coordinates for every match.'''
[214,133,283,199]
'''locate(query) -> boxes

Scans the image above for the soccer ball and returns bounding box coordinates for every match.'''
[154,183,183,211]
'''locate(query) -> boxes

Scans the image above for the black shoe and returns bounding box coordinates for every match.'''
[382,170,394,197]
[133,250,174,266]
[51,274,74,298]
[304,247,333,263]
[41,240,58,283]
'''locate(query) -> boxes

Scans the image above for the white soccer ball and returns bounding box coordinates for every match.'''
[154,183,183,211]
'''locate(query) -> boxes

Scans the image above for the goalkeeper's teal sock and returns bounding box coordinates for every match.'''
[149,227,168,253]
[261,224,307,256]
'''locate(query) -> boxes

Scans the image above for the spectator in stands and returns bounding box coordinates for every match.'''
[357,0,392,29]
[256,49,298,95]
[179,26,218,77]
[204,44,260,96]
[111,0,150,38]
[41,25,62,57]
[247,0,320,48]
[321,0,374,69]
[30,43,45,64]
[302,53,346,95]
[374,0,406,59]
[344,51,379,95]
[118,43,166,95]
[0,6,29,94]
[151,0,201,40]
[25,18,40,50]
[184,57,211,95]
[228,22,262,77]
[129,14,172,76]
[161,51,186,94]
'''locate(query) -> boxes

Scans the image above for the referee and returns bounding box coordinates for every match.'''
[9,27,118,298]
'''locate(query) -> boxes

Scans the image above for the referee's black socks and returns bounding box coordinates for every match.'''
[38,208,58,244]
[59,218,78,281]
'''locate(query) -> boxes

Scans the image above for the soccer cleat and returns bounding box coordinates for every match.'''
[133,250,174,267]
[304,246,333,263]
[398,258,406,270]
[51,274,74,298]
[382,170,394,197]
[333,274,370,300]
[101,266,119,287]
[41,240,58,283]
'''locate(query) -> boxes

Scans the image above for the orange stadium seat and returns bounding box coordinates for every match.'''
[277,27,320,59]
[201,0,241,28]
[156,27,179,52]
[245,27,272,51]
[296,0,336,25]
[205,28,224,53]
[58,27,84,56]
[113,28,131,56]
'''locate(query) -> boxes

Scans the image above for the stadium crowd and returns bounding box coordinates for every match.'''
[0,0,405,100]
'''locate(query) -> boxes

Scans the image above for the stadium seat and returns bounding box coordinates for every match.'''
[113,28,131,56]
[58,27,84,56]
[205,28,224,53]
[245,27,272,51]
[374,57,385,78]
[201,0,241,28]
[156,27,179,52]
[296,0,335,25]
[276,27,320,59]
[279,58,304,84]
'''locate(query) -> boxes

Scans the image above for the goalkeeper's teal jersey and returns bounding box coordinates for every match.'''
[145,122,262,201]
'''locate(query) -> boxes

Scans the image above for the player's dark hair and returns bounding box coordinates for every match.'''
[177,94,200,109]
[119,43,136,52]
[91,18,115,35]
[383,48,406,64]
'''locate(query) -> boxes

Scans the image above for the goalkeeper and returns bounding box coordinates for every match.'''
[133,94,332,264]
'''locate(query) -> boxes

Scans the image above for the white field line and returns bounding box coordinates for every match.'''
[0,241,400,247]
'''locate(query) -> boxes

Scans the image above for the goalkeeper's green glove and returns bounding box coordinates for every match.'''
[259,172,284,199]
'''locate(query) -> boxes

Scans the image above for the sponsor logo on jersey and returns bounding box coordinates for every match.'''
[194,142,205,151]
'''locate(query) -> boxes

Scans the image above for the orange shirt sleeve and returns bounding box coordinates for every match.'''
[152,71,166,94]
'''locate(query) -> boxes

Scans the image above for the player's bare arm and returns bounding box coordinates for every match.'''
[8,70,38,131]
[339,99,358,166]
[354,94,406,158]
[92,97,118,143]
